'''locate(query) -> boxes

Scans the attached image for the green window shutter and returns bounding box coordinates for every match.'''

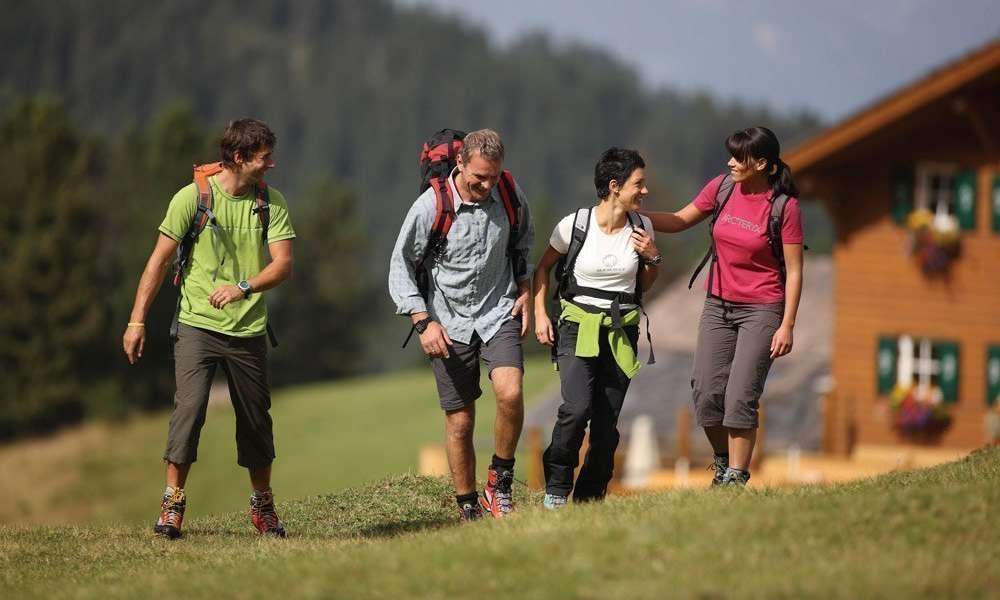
[891,168,914,225]
[992,175,1000,233]
[877,336,898,394]
[954,171,976,231]
[934,341,959,404]
[987,346,1000,407]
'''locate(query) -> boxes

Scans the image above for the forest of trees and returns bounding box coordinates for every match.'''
[0,0,825,439]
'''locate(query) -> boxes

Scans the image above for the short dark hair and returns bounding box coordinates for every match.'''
[220,119,276,168]
[594,147,645,199]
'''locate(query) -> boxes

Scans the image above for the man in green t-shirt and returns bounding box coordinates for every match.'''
[122,119,295,539]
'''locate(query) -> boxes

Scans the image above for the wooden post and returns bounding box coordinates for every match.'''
[676,406,691,463]
[527,426,544,490]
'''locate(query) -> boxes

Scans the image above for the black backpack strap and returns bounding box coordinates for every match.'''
[689,174,736,290]
[557,208,591,298]
[253,183,271,245]
[626,212,655,365]
[768,193,789,286]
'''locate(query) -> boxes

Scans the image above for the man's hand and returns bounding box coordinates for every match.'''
[535,313,555,347]
[208,284,244,309]
[630,229,659,262]
[123,325,145,365]
[419,321,453,359]
[770,324,793,359]
[511,281,532,337]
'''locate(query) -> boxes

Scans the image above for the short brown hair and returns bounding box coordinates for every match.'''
[220,119,276,168]
[460,129,504,163]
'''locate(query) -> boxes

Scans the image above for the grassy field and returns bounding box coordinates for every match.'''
[0,357,555,525]
[1,447,998,599]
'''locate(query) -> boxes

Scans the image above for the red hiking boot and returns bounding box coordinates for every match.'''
[480,467,515,518]
[249,490,287,538]
[154,488,186,539]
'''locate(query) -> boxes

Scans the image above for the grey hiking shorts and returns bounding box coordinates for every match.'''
[430,316,524,412]
[164,323,275,469]
[691,296,784,429]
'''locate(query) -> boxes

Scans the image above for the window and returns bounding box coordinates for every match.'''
[891,164,976,230]
[987,346,1000,406]
[876,335,959,403]
[992,175,1000,234]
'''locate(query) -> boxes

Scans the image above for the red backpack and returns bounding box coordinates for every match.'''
[402,129,526,347]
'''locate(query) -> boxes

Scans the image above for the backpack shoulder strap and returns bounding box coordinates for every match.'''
[712,174,736,224]
[423,176,456,262]
[496,171,528,280]
[561,207,591,285]
[253,181,271,245]
[172,163,220,286]
[768,193,790,284]
[687,174,735,289]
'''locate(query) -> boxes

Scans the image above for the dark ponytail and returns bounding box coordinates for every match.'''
[725,126,799,198]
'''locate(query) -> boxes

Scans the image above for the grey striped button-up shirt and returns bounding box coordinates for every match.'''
[388,170,533,345]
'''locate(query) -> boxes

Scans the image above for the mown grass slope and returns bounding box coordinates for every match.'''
[2,447,997,599]
[0,357,554,524]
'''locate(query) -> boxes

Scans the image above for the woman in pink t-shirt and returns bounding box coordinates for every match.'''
[644,126,804,487]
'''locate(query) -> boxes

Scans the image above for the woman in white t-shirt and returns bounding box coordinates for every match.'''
[532,147,661,509]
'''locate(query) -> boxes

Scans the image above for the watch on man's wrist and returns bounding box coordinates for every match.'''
[413,316,434,334]
[237,280,253,298]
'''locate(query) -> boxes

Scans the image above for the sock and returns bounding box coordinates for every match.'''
[490,454,515,471]
[455,491,479,508]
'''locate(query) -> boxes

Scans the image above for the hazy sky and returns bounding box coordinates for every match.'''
[399,0,999,121]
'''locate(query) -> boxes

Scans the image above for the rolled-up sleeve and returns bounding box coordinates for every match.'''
[388,193,434,315]
[513,181,535,283]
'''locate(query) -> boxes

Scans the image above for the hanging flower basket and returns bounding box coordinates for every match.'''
[905,208,960,274]
[889,383,951,433]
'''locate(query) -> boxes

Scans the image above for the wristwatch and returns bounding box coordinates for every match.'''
[413,316,434,334]
[237,280,253,298]
[644,254,663,266]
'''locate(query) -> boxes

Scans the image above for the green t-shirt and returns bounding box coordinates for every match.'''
[159,176,295,337]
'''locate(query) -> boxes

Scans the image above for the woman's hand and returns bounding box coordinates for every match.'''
[630,229,659,262]
[535,313,555,346]
[770,324,793,358]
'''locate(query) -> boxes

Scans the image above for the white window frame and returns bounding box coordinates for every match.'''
[896,335,944,404]
[914,163,957,226]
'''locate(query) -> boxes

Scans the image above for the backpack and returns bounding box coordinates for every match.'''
[687,174,796,294]
[402,129,527,348]
[169,162,278,348]
[553,207,655,365]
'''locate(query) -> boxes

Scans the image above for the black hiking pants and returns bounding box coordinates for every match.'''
[543,320,638,500]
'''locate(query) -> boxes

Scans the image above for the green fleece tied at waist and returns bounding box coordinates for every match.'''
[559,299,642,379]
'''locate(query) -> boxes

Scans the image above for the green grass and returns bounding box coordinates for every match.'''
[2,447,998,599]
[0,357,555,525]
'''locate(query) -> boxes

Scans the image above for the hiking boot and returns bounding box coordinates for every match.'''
[543,493,568,510]
[154,488,186,539]
[480,467,515,518]
[709,454,730,487]
[249,490,287,538]
[721,467,751,487]
[458,499,483,522]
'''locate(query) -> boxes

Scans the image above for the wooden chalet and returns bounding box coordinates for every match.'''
[786,38,1000,454]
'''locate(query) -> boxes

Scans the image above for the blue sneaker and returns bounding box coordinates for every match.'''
[543,493,568,510]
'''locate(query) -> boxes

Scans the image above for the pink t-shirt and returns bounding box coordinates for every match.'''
[693,174,803,303]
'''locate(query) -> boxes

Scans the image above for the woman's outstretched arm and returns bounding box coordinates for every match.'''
[641,202,709,233]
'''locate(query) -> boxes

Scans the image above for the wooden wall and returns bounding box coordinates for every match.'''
[826,163,1000,452]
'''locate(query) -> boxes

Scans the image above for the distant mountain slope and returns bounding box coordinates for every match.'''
[0,0,821,262]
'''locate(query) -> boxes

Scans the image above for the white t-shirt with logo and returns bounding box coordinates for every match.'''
[549,209,655,310]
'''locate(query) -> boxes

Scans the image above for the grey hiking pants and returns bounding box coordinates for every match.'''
[164,323,275,468]
[691,296,784,429]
